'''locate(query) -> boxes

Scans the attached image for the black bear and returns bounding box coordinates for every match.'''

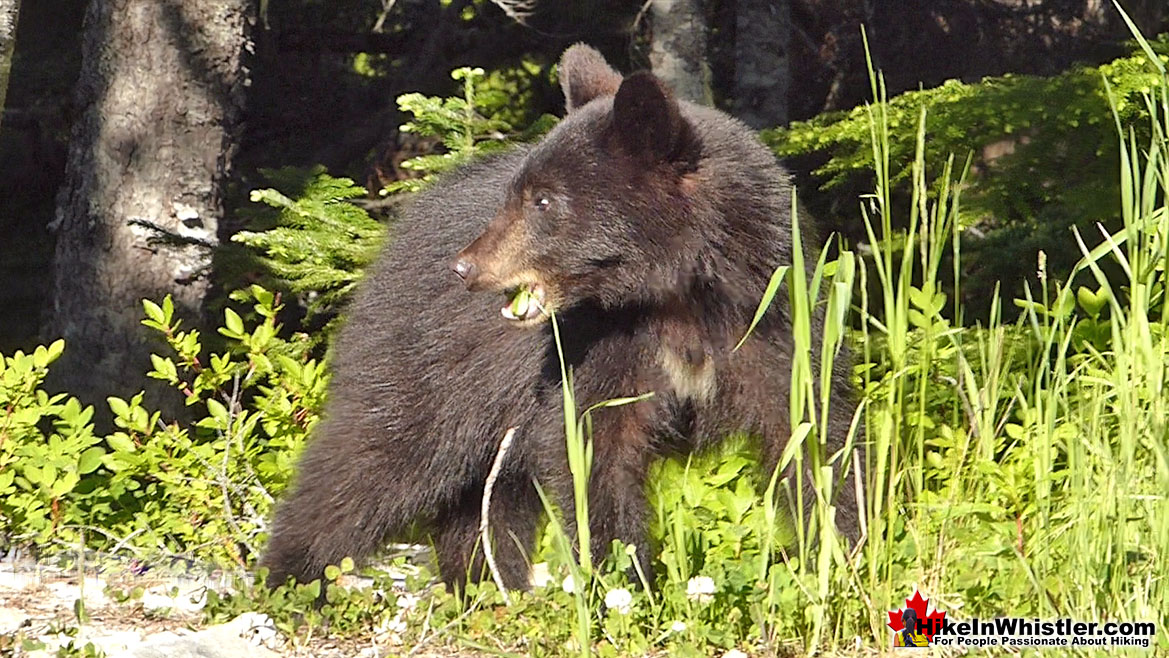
[262,45,862,590]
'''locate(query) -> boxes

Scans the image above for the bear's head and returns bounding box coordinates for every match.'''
[451,45,711,326]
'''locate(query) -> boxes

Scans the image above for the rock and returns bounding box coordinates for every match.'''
[233,612,282,650]
[125,613,282,658]
[89,629,144,655]
[45,576,109,608]
[529,562,552,588]
[140,582,207,613]
[0,606,28,634]
[0,570,39,591]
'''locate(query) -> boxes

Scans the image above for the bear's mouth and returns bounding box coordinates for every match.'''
[501,283,547,322]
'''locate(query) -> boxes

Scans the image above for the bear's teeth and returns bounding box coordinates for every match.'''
[525,285,545,320]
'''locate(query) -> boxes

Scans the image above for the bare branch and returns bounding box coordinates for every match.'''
[488,0,538,27]
[479,427,517,604]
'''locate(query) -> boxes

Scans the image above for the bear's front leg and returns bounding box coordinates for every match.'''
[542,403,656,585]
[728,337,863,544]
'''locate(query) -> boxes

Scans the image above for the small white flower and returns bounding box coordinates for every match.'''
[561,574,576,594]
[686,575,716,604]
[721,650,748,658]
[604,587,633,615]
[670,620,687,633]
[378,615,407,635]
[395,593,418,610]
[529,562,553,588]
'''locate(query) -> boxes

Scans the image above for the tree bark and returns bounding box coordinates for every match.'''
[732,0,789,129]
[0,0,19,129]
[47,0,252,416]
[649,0,713,106]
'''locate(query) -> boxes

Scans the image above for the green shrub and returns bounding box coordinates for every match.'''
[766,35,1169,304]
[0,340,102,544]
[0,287,323,568]
[233,169,384,322]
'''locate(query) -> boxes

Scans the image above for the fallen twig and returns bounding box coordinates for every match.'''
[479,427,517,605]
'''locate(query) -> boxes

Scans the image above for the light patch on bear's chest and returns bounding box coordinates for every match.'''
[658,346,716,404]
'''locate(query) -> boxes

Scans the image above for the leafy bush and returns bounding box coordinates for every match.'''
[0,287,323,568]
[766,35,1169,303]
[389,66,516,190]
[0,340,102,544]
[390,64,557,191]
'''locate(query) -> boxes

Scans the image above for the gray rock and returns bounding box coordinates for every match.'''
[0,606,28,634]
[126,613,282,658]
[89,629,145,655]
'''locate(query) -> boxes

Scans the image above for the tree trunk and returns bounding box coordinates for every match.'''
[732,0,789,129]
[47,0,252,417]
[0,0,19,129]
[649,0,713,106]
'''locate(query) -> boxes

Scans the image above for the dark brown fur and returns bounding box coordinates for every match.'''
[262,45,862,590]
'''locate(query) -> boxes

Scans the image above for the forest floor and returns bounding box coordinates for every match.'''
[0,558,889,657]
[0,559,490,658]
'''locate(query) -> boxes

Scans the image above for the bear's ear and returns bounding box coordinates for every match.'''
[612,72,696,164]
[559,44,623,112]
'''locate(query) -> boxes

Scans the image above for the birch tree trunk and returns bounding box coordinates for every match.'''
[0,0,19,128]
[649,0,713,106]
[48,0,253,415]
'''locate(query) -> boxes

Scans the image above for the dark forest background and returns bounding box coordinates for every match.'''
[1,0,1167,405]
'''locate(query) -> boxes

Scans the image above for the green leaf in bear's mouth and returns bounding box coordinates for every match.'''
[501,284,546,321]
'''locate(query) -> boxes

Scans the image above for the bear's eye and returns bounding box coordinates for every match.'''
[534,196,551,212]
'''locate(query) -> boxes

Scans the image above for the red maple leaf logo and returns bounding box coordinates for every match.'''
[887,589,947,640]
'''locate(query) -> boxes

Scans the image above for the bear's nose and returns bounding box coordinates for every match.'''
[450,258,477,283]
